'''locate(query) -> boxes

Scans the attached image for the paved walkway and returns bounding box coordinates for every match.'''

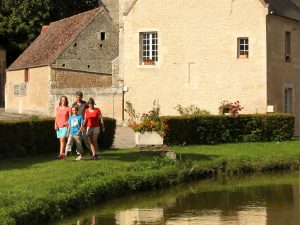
[0,108,31,120]
[113,126,136,149]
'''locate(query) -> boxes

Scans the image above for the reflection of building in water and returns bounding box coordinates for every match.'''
[266,183,300,225]
[166,207,266,225]
[115,208,164,225]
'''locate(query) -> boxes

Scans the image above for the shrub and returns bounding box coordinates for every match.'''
[99,117,116,149]
[125,100,168,136]
[0,117,116,159]
[162,113,294,145]
[175,104,210,116]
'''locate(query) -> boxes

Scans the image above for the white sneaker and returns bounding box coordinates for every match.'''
[76,155,82,161]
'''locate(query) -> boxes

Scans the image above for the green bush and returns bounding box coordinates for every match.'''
[99,117,117,149]
[0,117,116,159]
[162,113,294,145]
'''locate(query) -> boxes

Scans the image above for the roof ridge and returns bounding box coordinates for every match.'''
[50,7,102,26]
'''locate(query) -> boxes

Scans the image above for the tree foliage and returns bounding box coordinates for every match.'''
[0,0,98,65]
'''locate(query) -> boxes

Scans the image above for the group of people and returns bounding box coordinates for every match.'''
[54,91,105,160]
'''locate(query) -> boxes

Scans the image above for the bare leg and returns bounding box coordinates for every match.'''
[59,137,66,155]
[88,132,99,156]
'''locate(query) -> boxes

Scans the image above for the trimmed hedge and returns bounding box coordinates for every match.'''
[0,117,116,159]
[162,113,294,145]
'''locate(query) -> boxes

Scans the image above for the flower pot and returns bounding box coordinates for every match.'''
[143,60,155,65]
[135,132,163,146]
[223,108,230,115]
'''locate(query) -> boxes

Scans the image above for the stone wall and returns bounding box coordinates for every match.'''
[121,0,268,117]
[0,49,6,105]
[49,87,123,123]
[267,15,300,135]
[52,10,119,75]
[99,0,119,23]
[5,66,51,115]
[51,69,112,88]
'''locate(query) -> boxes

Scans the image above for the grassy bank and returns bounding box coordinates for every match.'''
[0,141,299,225]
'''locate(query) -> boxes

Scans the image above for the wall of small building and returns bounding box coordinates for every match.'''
[51,11,119,75]
[5,66,51,115]
[99,0,119,23]
[267,15,300,135]
[0,49,6,105]
[49,86,123,123]
[121,0,268,117]
[51,69,112,88]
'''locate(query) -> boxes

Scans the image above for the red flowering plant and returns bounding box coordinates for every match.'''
[124,100,168,137]
[219,100,244,116]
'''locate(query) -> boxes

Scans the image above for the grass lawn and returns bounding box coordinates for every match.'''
[0,140,299,225]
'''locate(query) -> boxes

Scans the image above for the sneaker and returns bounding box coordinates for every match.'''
[92,154,98,160]
[76,155,82,161]
[57,153,65,159]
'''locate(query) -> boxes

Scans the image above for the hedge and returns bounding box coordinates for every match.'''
[162,113,294,145]
[0,117,116,159]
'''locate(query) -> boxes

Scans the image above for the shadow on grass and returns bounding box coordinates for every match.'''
[0,153,58,171]
[101,149,219,162]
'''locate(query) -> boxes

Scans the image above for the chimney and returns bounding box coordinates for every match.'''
[41,25,49,34]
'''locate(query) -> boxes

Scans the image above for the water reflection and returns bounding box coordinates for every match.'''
[53,172,300,225]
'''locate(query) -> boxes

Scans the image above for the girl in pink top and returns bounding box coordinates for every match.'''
[54,95,71,159]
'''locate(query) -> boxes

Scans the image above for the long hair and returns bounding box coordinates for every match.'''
[59,95,69,107]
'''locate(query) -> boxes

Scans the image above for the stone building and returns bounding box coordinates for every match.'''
[6,8,122,119]
[0,47,6,106]
[119,0,300,133]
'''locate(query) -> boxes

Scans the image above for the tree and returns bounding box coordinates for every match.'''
[0,0,98,66]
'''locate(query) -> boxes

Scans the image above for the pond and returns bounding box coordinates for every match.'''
[51,171,300,225]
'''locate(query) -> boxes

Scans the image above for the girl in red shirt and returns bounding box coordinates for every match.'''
[83,98,105,160]
[54,95,71,159]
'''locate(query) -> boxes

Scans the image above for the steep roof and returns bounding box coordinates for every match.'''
[7,8,102,71]
[269,0,300,21]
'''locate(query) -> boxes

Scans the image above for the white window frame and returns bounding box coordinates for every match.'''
[140,32,158,64]
[238,37,249,59]
[284,88,292,113]
[13,83,27,96]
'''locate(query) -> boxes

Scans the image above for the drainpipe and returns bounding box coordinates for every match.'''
[122,86,128,121]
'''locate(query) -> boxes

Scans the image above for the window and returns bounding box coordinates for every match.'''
[285,31,291,62]
[284,88,292,113]
[14,83,27,96]
[140,32,158,64]
[238,37,249,59]
[100,32,106,41]
[24,68,29,82]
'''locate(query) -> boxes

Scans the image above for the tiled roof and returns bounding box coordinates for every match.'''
[7,8,102,71]
[269,0,300,21]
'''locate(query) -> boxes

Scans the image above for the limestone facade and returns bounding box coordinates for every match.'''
[5,67,51,115]
[0,48,6,105]
[267,15,300,133]
[121,0,269,117]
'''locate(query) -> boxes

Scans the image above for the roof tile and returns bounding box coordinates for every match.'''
[8,8,102,71]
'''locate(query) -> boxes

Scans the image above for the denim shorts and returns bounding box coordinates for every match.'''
[56,127,68,138]
[87,127,100,136]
